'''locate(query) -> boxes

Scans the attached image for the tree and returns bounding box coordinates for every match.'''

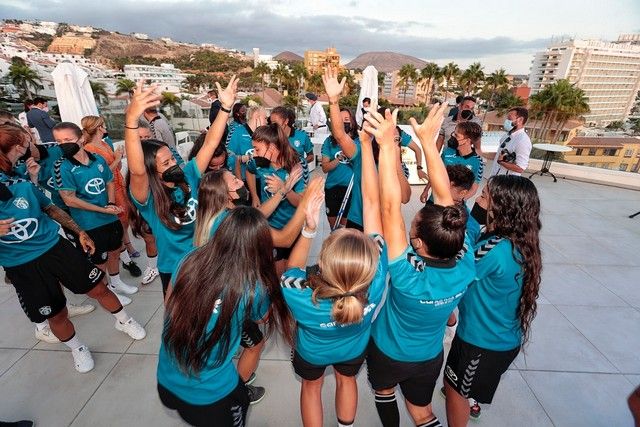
[606,121,624,130]
[441,62,461,101]
[480,68,509,123]
[459,62,484,95]
[90,81,109,105]
[419,63,440,104]
[253,61,271,96]
[493,89,524,113]
[306,72,324,95]
[273,63,290,92]
[397,64,418,106]
[8,62,42,99]
[160,91,182,117]
[290,62,308,95]
[338,69,356,96]
[115,78,136,100]
[377,72,386,97]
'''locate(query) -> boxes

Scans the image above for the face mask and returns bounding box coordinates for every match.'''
[42,106,49,112]
[470,203,487,225]
[59,142,80,158]
[253,156,271,168]
[0,182,13,202]
[232,186,251,207]
[460,109,474,120]
[161,165,185,183]
[18,150,31,163]
[503,119,514,132]
[447,135,459,150]
[343,123,352,134]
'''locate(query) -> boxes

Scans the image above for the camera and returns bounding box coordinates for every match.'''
[500,149,517,163]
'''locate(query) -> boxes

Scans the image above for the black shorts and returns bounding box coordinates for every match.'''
[240,320,264,348]
[345,219,364,232]
[5,237,105,323]
[85,220,124,265]
[366,339,443,406]
[158,378,249,427]
[325,185,352,218]
[444,335,519,404]
[160,271,172,297]
[292,349,365,381]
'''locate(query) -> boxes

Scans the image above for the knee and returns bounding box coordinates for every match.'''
[87,281,109,299]
[302,377,324,392]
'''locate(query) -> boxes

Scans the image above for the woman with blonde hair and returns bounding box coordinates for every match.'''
[279,126,388,427]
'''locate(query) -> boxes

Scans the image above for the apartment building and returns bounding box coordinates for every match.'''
[123,63,188,93]
[529,35,640,126]
[381,71,418,105]
[304,47,340,75]
[566,136,640,172]
[47,35,96,55]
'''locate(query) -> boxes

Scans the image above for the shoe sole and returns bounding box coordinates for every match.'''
[115,322,146,340]
[36,335,60,344]
[249,393,265,405]
[68,306,96,318]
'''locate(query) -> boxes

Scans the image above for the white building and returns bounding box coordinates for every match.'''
[123,63,187,93]
[529,36,640,126]
[132,33,149,40]
[252,48,279,70]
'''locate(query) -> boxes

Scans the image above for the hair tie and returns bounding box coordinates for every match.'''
[339,291,357,298]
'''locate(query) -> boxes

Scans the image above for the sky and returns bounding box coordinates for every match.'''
[1,0,639,74]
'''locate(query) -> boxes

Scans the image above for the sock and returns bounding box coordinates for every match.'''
[338,419,354,427]
[374,391,399,427]
[147,255,157,269]
[61,333,84,350]
[120,249,132,264]
[418,416,442,427]
[110,273,122,284]
[35,321,48,331]
[111,306,130,323]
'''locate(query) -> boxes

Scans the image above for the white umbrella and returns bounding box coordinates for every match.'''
[355,65,379,128]
[51,62,98,126]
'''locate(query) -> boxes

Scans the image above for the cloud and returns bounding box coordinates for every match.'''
[0,0,547,69]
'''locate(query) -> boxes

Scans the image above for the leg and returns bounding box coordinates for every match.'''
[445,381,470,427]
[47,307,75,341]
[86,280,122,313]
[404,400,435,426]
[334,371,358,426]
[237,339,265,382]
[373,388,400,427]
[107,247,121,275]
[300,376,324,427]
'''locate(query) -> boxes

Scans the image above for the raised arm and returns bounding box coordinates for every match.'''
[358,129,383,236]
[410,103,452,206]
[124,81,161,204]
[195,76,239,173]
[322,67,356,158]
[407,140,428,181]
[285,182,325,270]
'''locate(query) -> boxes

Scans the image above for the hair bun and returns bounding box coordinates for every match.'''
[442,205,466,230]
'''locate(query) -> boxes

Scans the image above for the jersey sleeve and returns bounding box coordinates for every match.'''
[400,131,412,147]
[474,239,503,280]
[303,133,313,155]
[55,163,77,192]
[279,268,313,315]
[227,152,237,171]
[321,137,332,159]
[227,132,241,155]
[250,284,271,321]
[388,245,422,291]
[473,156,484,183]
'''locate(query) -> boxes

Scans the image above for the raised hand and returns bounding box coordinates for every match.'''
[363,108,398,147]
[126,80,161,123]
[304,189,325,232]
[25,157,40,182]
[215,75,239,110]
[283,165,303,193]
[322,67,346,100]
[409,103,447,146]
[265,174,285,195]
[358,129,373,147]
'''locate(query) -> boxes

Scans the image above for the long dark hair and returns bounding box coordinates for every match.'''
[330,108,358,144]
[163,207,293,374]
[486,175,542,346]
[415,204,467,259]
[188,131,229,163]
[140,139,191,230]
[252,123,299,172]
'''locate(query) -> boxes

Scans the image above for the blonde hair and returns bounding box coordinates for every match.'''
[246,105,265,122]
[81,115,105,142]
[193,171,231,247]
[309,229,380,325]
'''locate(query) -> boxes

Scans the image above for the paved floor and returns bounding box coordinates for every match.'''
[0,176,638,426]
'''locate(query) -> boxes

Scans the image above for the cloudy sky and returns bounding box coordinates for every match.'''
[1,0,639,74]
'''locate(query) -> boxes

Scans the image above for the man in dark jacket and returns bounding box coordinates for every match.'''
[26,97,56,143]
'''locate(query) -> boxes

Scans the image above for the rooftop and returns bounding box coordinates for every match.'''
[0,172,638,426]
[568,136,640,148]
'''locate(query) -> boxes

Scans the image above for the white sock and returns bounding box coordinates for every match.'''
[35,321,48,331]
[338,421,354,427]
[147,255,157,269]
[110,273,122,284]
[112,308,130,323]
[120,250,132,264]
[62,334,84,350]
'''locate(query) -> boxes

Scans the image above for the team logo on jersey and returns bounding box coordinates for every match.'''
[13,197,29,209]
[85,178,105,195]
[39,306,52,316]
[0,218,38,244]
[47,176,55,188]
[294,140,301,147]
[97,164,104,173]
[245,148,255,157]
[334,150,350,164]
[180,198,198,225]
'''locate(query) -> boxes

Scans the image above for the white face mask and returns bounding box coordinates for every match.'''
[42,106,49,112]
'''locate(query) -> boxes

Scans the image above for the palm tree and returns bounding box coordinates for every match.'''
[115,78,136,100]
[290,62,308,95]
[397,64,418,106]
[377,72,386,97]
[460,62,484,95]
[441,62,461,101]
[338,69,356,96]
[253,61,271,96]
[481,69,509,123]
[8,62,41,99]
[306,72,324,95]
[90,81,109,105]
[160,91,181,117]
[419,63,440,104]
[273,63,290,92]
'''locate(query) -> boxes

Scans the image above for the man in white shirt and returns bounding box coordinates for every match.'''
[489,107,532,176]
[305,92,327,134]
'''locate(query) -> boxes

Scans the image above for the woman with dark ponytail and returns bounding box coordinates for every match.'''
[363,105,475,427]
[443,174,541,426]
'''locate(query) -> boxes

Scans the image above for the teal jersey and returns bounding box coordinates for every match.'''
[465,205,481,243]
[227,125,253,180]
[457,235,523,351]
[288,128,313,157]
[157,251,270,405]
[371,235,476,362]
[400,130,412,147]
[131,159,201,274]
[55,153,115,231]
[0,173,60,267]
[281,234,388,365]
[35,143,66,209]
[321,137,353,189]
[246,161,305,229]
[441,147,484,183]
[344,140,364,226]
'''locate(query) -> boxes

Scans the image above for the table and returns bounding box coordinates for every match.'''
[530,143,573,182]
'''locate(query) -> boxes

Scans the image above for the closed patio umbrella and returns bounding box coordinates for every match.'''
[51,62,98,126]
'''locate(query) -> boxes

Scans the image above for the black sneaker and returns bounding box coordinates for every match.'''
[246,384,265,405]
[470,400,481,420]
[122,261,142,277]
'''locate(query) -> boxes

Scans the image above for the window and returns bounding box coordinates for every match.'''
[619,163,629,171]
[575,148,584,155]
[603,148,618,156]
[624,149,634,157]
[588,148,597,156]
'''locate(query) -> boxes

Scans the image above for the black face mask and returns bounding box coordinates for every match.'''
[59,142,80,158]
[343,123,352,134]
[0,182,13,202]
[161,165,185,183]
[447,135,459,150]
[18,150,31,163]
[470,203,487,225]
[460,109,474,120]
[253,156,271,168]
[232,186,251,207]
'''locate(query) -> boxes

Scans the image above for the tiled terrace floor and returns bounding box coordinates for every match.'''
[0,176,638,426]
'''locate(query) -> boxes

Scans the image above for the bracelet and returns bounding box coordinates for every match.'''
[220,105,232,113]
[329,100,338,106]
[106,202,116,206]
[416,165,423,170]
[124,124,139,129]
[301,226,317,239]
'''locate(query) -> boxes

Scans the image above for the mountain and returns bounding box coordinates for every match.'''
[274,51,304,62]
[345,52,428,73]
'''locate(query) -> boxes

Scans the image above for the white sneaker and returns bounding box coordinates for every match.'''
[141,266,159,285]
[35,325,60,343]
[109,279,138,295]
[67,303,96,318]
[115,318,146,340]
[71,345,95,373]
[108,286,132,306]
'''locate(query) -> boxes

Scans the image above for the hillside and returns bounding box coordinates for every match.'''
[345,51,427,73]
[92,32,200,60]
[274,51,303,62]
